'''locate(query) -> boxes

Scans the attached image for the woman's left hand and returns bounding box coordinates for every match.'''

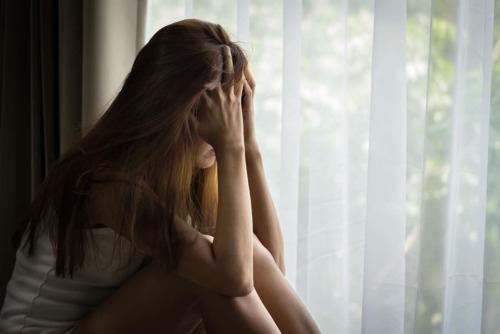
[241,68,258,152]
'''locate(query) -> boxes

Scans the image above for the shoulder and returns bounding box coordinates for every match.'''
[85,168,163,229]
[83,167,175,259]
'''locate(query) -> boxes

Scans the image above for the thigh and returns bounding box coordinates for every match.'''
[195,288,279,334]
[73,261,202,334]
[72,258,280,334]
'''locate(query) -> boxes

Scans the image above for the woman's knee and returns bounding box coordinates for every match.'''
[252,235,278,271]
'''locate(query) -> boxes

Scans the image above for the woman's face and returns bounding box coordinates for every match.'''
[195,136,216,169]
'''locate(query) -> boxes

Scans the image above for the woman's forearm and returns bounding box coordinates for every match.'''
[239,67,284,273]
[211,144,254,293]
[245,147,285,273]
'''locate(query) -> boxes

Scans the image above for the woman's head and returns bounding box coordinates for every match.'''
[19,19,248,276]
[80,18,249,219]
[88,18,248,168]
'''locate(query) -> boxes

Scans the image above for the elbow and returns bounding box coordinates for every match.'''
[220,270,254,297]
[236,274,254,296]
[227,279,254,297]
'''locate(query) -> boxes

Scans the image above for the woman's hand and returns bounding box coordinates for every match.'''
[197,46,245,154]
[241,68,259,152]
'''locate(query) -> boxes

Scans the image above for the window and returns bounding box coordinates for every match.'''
[146,1,500,332]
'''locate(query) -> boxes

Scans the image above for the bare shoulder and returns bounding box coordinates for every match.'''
[85,168,139,230]
[84,168,165,247]
[84,167,203,254]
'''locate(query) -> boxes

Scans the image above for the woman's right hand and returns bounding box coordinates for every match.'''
[197,46,245,153]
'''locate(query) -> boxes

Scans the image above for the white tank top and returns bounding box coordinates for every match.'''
[0,228,144,333]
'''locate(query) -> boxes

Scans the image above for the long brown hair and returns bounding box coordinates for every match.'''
[15,19,248,277]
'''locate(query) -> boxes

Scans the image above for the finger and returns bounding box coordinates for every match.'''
[244,67,256,91]
[242,79,252,97]
[235,81,244,99]
[234,75,245,99]
[221,46,234,87]
[200,91,214,109]
[241,80,253,107]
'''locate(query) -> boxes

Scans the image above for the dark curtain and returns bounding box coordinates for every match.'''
[0,0,83,304]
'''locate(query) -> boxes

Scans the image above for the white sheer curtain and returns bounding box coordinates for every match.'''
[146,0,499,333]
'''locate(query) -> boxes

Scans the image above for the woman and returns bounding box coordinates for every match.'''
[0,19,320,333]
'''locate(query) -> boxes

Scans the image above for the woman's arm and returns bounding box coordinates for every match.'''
[174,144,253,296]
[191,45,253,295]
[241,69,285,273]
[245,148,285,273]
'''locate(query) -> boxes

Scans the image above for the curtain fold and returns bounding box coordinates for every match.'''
[0,0,61,305]
[30,0,60,192]
[440,0,495,332]
[361,0,407,332]
[482,0,500,325]
[59,0,83,153]
[0,0,33,306]
[281,0,302,287]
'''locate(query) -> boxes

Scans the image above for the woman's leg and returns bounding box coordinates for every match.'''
[252,236,321,334]
[72,259,280,334]
[194,236,320,334]
[73,237,319,334]
[72,261,200,334]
